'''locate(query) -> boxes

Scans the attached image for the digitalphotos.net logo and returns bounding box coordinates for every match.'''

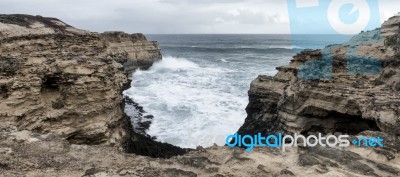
[226,133,384,152]
[288,0,382,80]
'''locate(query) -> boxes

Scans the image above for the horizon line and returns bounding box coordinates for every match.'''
[144,33,356,35]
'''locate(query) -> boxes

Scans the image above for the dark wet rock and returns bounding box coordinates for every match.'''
[349,161,378,176]
[213,174,225,177]
[0,14,71,30]
[323,160,339,168]
[124,96,154,135]
[376,163,400,175]
[257,165,271,174]
[395,82,400,92]
[374,149,396,160]
[83,167,100,176]
[163,168,197,177]
[298,153,320,166]
[51,100,64,109]
[178,156,219,169]
[0,163,9,170]
[307,146,362,162]
[302,146,383,176]
[121,112,188,158]
[136,167,161,177]
[0,57,18,75]
[280,169,295,176]
[205,167,219,173]
[315,166,329,174]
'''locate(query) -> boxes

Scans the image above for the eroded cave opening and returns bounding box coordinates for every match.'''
[301,111,381,135]
[41,75,61,92]
[0,85,9,99]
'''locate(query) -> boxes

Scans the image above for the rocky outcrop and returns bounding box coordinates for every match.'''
[238,16,400,137]
[228,16,400,177]
[0,14,166,150]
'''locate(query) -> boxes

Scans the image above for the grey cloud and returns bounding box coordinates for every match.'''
[158,0,244,4]
[0,0,397,34]
[216,9,287,25]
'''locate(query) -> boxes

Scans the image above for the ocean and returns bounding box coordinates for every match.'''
[123,34,353,148]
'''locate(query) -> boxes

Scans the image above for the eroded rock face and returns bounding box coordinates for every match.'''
[228,16,400,176]
[0,14,162,148]
[238,16,400,138]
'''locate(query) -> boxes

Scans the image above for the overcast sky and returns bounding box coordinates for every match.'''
[0,0,399,34]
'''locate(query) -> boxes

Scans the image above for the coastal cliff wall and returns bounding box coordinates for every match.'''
[237,16,400,141]
[0,14,163,148]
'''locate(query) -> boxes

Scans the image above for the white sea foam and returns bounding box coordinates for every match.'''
[123,52,292,148]
[131,34,345,148]
[124,56,250,148]
[149,56,200,72]
[267,45,303,49]
[220,59,228,62]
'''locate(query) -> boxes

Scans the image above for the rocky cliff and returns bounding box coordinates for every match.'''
[233,15,400,176]
[0,14,184,153]
[238,16,400,137]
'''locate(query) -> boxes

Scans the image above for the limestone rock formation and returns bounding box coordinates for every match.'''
[227,15,400,177]
[238,16,400,137]
[237,15,400,159]
[0,14,162,148]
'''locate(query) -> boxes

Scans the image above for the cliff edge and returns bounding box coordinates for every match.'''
[0,14,187,157]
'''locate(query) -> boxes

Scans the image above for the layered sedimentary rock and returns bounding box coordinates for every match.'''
[0,14,164,148]
[237,14,400,158]
[226,16,400,176]
[238,16,400,137]
[1,13,400,177]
